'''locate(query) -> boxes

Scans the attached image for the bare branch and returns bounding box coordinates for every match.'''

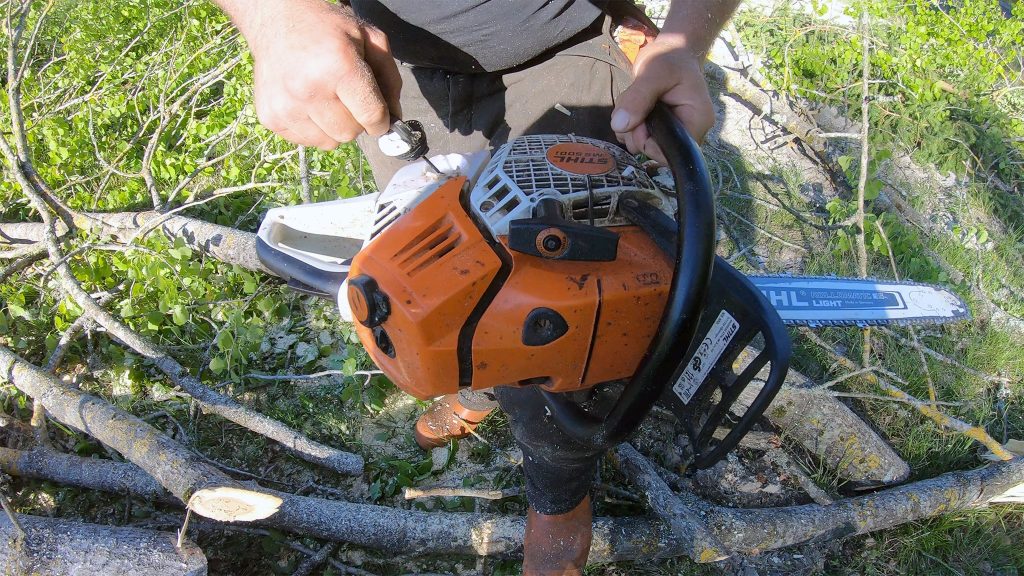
[298,145,312,203]
[612,443,729,563]
[0,345,281,520]
[403,486,522,501]
[5,443,1024,562]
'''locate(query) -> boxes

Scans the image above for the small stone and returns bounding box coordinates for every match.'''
[430,446,450,472]
[737,481,763,493]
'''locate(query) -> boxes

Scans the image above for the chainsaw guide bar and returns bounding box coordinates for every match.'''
[747,276,970,327]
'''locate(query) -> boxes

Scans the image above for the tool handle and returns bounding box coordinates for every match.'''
[256,235,349,299]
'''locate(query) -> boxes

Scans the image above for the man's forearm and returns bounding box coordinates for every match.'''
[659,0,741,58]
[212,0,353,41]
[212,0,268,40]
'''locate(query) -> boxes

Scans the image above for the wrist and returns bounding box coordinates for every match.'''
[216,0,356,54]
[645,33,706,61]
[656,0,741,60]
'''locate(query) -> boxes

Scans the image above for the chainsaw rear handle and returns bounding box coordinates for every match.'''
[539,102,717,450]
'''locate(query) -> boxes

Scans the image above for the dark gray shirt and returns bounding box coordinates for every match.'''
[351,0,607,73]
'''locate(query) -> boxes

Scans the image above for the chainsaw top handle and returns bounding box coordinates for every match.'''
[538,102,717,451]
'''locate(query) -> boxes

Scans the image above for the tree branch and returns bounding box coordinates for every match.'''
[799,328,1014,461]
[0,345,281,520]
[2,444,1023,562]
[1,514,208,575]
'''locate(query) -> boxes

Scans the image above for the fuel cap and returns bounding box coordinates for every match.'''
[347,275,390,328]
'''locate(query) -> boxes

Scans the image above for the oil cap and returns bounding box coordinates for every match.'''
[347,275,390,328]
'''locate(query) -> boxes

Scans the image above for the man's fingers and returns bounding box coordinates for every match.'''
[641,139,667,166]
[618,129,638,156]
[336,58,392,137]
[309,101,361,143]
[672,101,715,145]
[279,120,338,150]
[631,122,668,165]
[611,70,672,135]
[363,27,403,120]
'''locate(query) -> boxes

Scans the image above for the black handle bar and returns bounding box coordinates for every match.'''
[537,102,717,450]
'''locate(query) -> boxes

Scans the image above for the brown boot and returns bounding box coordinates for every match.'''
[413,393,495,450]
[522,496,592,576]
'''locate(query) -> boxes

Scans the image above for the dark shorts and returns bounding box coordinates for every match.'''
[359,19,632,516]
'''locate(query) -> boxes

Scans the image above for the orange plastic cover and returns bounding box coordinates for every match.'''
[349,176,673,399]
[348,177,502,399]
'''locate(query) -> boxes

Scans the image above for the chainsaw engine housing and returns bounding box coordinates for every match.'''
[347,136,677,399]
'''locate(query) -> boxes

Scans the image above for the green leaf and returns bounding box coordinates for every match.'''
[171,305,189,326]
[368,480,382,501]
[209,356,227,374]
[216,330,235,352]
[342,356,358,376]
[145,311,163,330]
[864,179,883,200]
[6,303,32,321]
[838,155,853,172]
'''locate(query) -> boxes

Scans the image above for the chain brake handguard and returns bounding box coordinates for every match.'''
[621,193,792,468]
[540,105,791,468]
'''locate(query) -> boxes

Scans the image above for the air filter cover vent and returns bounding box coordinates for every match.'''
[468,135,674,236]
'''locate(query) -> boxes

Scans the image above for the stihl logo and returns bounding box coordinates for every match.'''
[545,143,615,175]
[550,150,611,166]
[760,289,841,308]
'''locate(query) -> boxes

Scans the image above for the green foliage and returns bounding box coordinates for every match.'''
[839,508,1024,575]
[737,0,1024,196]
[366,456,435,502]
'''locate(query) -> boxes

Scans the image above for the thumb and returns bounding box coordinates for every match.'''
[611,70,672,134]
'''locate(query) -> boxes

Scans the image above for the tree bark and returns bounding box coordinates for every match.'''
[728,349,911,488]
[0,446,174,503]
[1,513,207,576]
[0,211,266,273]
[3,444,1021,562]
[740,383,910,487]
[611,443,729,563]
[0,346,281,521]
[707,459,1024,552]
[0,221,51,246]
[73,211,269,273]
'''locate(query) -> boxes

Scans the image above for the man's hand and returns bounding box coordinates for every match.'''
[609,0,740,164]
[220,0,401,149]
[610,38,714,163]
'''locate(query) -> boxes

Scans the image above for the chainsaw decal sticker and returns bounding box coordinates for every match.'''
[746,277,970,325]
[757,286,906,311]
[545,143,615,175]
[673,310,739,405]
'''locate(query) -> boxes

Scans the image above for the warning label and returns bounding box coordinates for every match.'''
[673,310,739,405]
[545,142,615,175]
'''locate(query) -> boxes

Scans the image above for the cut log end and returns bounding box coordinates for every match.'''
[990,482,1024,504]
[188,487,282,522]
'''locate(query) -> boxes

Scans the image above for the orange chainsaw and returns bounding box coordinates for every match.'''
[256,105,968,467]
